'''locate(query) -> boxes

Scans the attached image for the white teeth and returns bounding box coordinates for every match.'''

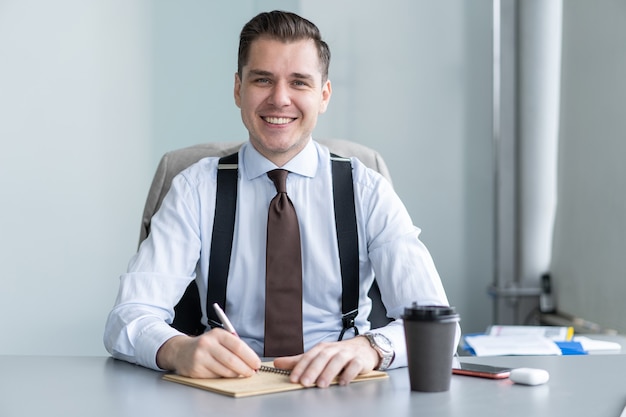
[264,117,292,125]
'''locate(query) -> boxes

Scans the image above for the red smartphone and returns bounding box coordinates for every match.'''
[452,362,512,379]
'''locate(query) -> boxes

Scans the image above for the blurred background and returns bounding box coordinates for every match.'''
[1,0,624,356]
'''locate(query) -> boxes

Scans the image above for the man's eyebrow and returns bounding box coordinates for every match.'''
[291,72,315,81]
[248,69,273,77]
[247,69,315,81]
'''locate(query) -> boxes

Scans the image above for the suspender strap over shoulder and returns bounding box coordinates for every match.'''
[206,152,239,328]
[206,151,360,339]
[331,155,360,340]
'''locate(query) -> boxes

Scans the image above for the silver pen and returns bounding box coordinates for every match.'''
[212,303,238,336]
[212,303,291,375]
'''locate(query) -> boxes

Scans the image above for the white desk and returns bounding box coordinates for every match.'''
[1,354,625,417]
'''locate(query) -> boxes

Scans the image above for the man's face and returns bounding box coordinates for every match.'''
[234,37,332,166]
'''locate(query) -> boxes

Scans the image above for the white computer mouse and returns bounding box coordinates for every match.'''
[509,368,550,385]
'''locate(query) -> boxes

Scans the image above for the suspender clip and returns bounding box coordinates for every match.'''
[338,309,359,341]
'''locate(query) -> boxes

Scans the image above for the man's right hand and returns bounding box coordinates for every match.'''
[156,328,261,378]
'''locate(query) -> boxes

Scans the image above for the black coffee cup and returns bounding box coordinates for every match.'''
[403,303,460,392]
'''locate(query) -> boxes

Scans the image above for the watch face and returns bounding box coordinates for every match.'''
[366,333,395,371]
[372,333,393,354]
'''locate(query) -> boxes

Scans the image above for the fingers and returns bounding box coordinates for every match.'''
[300,347,347,387]
[274,337,376,388]
[336,358,364,386]
[272,354,301,371]
[213,331,261,377]
[161,329,261,379]
[159,332,377,384]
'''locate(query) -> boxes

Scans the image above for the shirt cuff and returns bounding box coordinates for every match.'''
[134,321,184,371]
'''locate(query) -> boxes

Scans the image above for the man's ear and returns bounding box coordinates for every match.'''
[234,72,242,108]
[319,79,332,114]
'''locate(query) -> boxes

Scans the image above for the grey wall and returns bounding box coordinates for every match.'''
[301,0,494,335]
[0,0,493,355]
[551,0,626,333]
[0,1,152,355]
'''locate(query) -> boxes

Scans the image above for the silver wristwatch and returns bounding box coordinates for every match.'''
[363,332,395,371]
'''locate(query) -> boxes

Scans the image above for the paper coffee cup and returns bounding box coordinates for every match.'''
[403,304,460,392]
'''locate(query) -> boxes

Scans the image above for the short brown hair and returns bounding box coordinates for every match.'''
[238,10,331,82]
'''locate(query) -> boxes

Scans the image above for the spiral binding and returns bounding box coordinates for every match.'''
[259,365,291,376]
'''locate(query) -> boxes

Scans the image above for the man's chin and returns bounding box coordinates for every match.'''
[249,136,311,163]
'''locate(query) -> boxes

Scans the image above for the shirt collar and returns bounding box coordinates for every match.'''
[241,140,319,180]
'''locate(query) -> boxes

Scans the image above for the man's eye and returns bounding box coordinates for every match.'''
[254,78,270,84]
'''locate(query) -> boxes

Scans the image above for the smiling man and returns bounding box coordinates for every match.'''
[235,37,331,167]
[104,10,456,388]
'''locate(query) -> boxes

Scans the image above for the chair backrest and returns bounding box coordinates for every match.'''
[138,139,393,329]
[139,139,392,243]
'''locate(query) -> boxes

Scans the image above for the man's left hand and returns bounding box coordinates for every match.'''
[272,335,379,388]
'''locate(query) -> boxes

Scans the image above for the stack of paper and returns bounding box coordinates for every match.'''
[464,325,624,356]
[464,325,573,356]
[573,336,622,353]
[487,325,574,341]
[464,334,563,356]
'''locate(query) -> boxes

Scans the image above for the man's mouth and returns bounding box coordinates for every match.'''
[262,116,295,125]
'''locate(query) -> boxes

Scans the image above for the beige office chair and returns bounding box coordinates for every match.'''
[138,139,394,334]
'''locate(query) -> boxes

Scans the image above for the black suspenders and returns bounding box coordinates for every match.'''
[206,152,239,329]
[330,155,360,340]
[204,152,360,340]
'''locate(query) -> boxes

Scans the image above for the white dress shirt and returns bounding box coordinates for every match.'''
[104,140,453,370]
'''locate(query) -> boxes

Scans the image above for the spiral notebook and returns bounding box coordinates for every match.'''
[163,361,388,398]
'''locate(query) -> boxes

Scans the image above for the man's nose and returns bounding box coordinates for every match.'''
[268,82,291,107]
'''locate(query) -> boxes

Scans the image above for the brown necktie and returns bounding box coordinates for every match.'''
[264,169,304,356]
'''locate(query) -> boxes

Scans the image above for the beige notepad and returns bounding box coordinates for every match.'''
[163,361,388,398]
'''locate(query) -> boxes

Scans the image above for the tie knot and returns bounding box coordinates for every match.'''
[267,169,289,193]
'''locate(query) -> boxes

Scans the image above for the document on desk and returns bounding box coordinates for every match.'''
[465,334,563,356]
[487,325,574,341]
[163,362,388,398]
[573,336,622,353]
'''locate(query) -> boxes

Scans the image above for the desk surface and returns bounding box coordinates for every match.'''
[1,354,625,417]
